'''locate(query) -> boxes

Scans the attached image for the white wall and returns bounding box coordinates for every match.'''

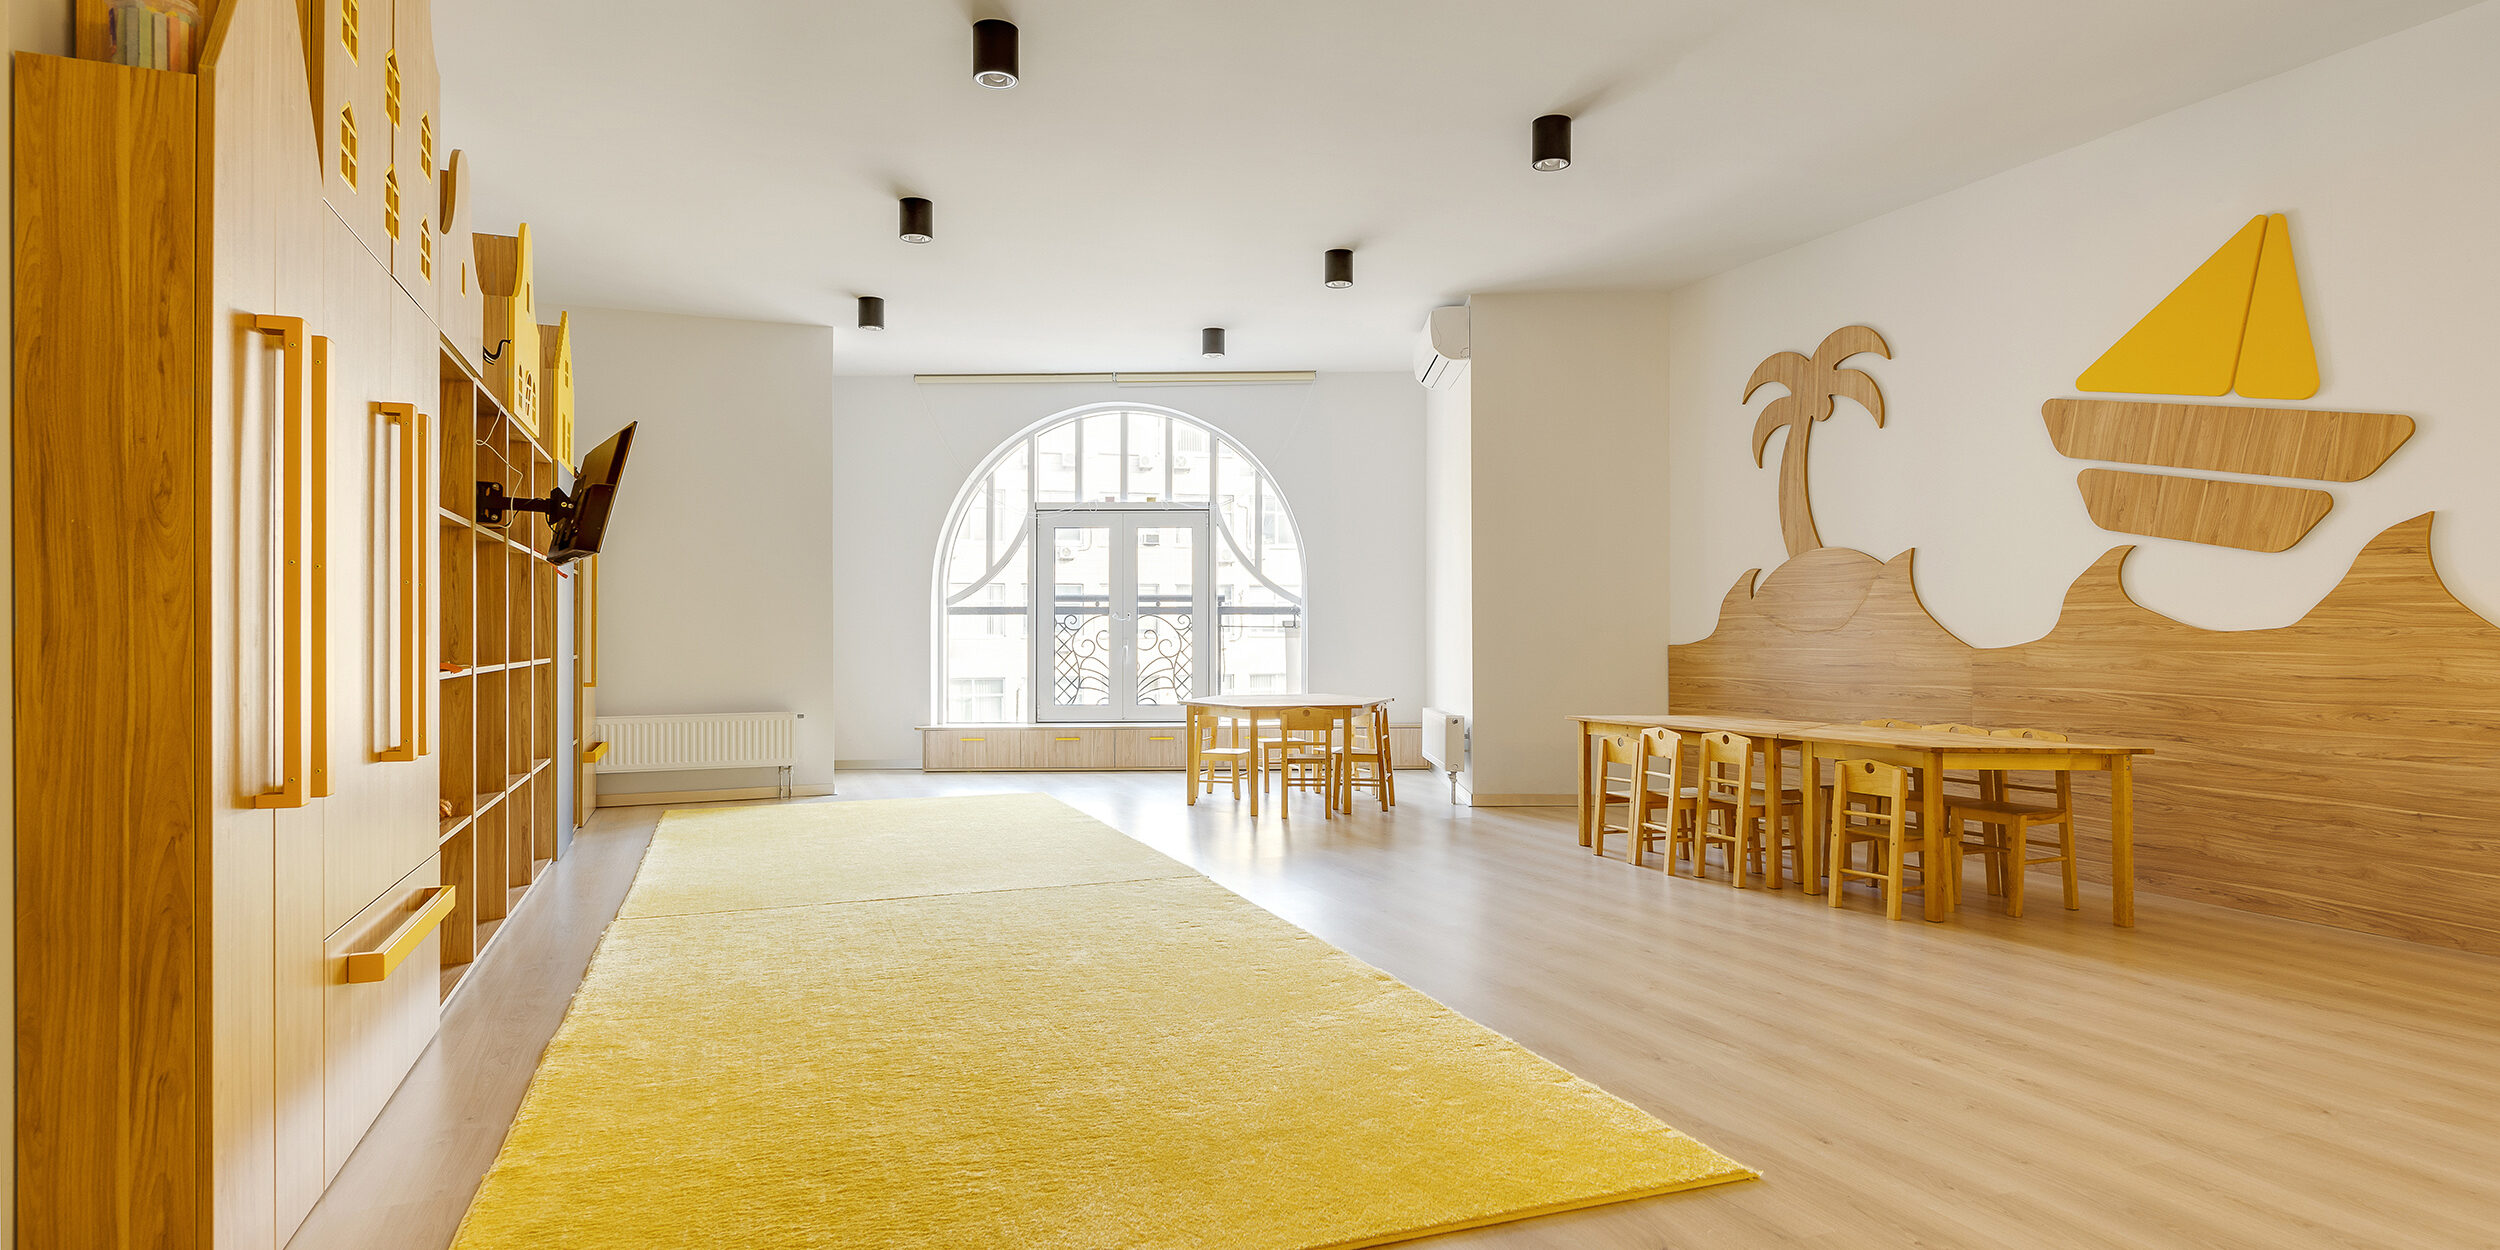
[1663,0,2500,649]
[564,308,841,792]
[830,371,1426,766]
[1463,291,1674,802]
[1421,368,1471,745]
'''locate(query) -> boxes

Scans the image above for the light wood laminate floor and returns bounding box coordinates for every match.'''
[291,771,2500,1250]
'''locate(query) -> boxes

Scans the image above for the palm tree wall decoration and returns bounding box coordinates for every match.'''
[1745,324,1891,557]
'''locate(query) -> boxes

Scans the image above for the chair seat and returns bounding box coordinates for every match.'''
[1199,746,1254,757]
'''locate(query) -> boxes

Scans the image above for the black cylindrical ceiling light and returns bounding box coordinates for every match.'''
[857,296,885,330]
[972,19,1019,88]
[1532,113,1572,171]
[899,196,934,244]
[1323,248,1354,289]
[1201,327,1226,358]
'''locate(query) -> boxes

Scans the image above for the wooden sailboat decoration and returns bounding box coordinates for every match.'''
[2042,213,2412,552]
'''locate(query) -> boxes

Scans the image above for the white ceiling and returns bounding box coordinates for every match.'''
[434,0,2471,375]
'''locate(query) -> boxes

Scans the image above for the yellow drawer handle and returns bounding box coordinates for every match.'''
[959,737,985,742]
[345,887,456,984]
[1149,736,1175,742]
[1055,736,1081,742]
[582,741,610,763]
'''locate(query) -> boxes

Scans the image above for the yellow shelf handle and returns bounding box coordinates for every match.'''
[582,741,610,764]
[252,315,311,809]
[345,886,456,984]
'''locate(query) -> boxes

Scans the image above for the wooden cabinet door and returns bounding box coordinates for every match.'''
[388,0,441,313]
[315,216,443,932]
[322,855,445,1182]
[311,0,390,261]
[1031,730,1113,770]
[208,0,334,1243]
[1114,728,1188,769]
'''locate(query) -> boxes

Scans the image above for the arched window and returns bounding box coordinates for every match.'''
[934,404,1307,723]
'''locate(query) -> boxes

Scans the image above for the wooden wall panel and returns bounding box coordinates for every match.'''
[2042,398,2413,481]
[1668,514,2500,955]
[2075,468,2332,553]
[12,52,203,1250]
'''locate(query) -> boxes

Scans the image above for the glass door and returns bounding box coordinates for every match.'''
[1034,508,1212,721]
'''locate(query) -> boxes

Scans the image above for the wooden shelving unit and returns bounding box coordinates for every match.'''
[435,346,564,1002]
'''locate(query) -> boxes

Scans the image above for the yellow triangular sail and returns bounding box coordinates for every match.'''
[2077,215,2267,396]
[2235,213,2319,400]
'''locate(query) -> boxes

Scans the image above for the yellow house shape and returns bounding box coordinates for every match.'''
[2077,213,2319,400]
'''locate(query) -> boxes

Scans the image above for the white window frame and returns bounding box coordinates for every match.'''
[930,402,1308,725]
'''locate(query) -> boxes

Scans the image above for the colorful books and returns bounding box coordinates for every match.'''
[80,0,200,72]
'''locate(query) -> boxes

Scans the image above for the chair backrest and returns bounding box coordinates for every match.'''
[1990,727,2071,803]
[1921,723,1994,736]
[1348,703,1393,761]
[1277,707,1338,738]
[1861,718,1923,730]
[1831,758,1909,832]
[1597,730,1640,770]
[1634,727,1681,793]
[1699,731,1753,802]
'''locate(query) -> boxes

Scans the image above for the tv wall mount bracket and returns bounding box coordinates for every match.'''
[476,480,578,529]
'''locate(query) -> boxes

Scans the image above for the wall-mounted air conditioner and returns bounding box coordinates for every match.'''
[1413,305,1470,390]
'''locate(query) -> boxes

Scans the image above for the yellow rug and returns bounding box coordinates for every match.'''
[452,795,1754,1249]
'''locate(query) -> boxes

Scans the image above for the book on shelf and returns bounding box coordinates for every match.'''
[76,0,201,72]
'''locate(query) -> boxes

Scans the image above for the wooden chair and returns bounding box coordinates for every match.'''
[1591,730,1642,858]
[1692,732,1803,888]
[1629,728,1699,871]
[1269,707,1338,821]
[1195,715,1260,800]
[1193,713,1255,802]
[1825,758,1938,919]
[1340,702,1396,813]
[1949,729,2079,916]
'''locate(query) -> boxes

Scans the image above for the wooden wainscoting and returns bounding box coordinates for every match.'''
[1669,513,2500,955]
[922,725,1427,773]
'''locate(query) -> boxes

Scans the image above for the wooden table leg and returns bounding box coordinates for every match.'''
[1763,742,1786,890]
[2110,754,2135,927]
[1575,724,1595,846]
[1247,715,1260,818]
[1185,706,1201,806]
[1799,742,1823,895]
[1922,749,1948,922]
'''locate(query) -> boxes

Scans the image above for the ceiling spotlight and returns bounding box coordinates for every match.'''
[1324,248,1354,289]
[858,296,885,331]
[1532,114,1572,171]
[972,19,1019,89]
[1202,327,1226,358]
[900,196,934,244]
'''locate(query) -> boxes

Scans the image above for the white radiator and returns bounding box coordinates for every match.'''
[592,712,800,774]
[1418,708,1467,772]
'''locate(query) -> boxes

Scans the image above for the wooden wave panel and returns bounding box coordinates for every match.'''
[2042,398,2413,481]
[2076,468,2332,553]
[1668,514,2500,956]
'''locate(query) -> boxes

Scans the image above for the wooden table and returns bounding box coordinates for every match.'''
[1571,714,2154,925]
[1184,695,1390,816]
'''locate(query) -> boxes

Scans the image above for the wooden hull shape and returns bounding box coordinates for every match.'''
[1668,514,2500,955]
